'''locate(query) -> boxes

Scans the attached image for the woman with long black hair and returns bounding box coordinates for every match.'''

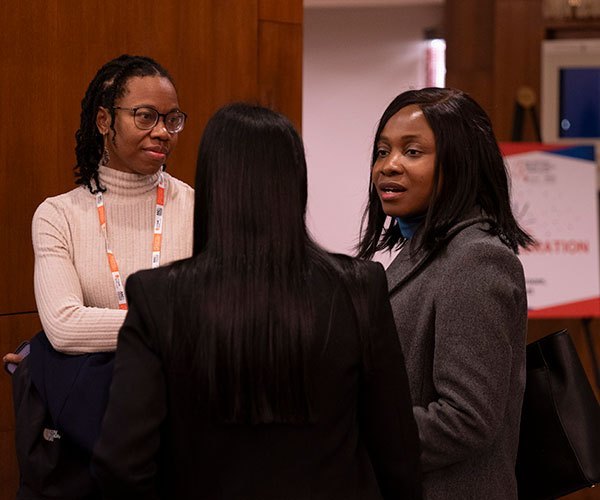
[92,103,422,499]
[358,88,533,499]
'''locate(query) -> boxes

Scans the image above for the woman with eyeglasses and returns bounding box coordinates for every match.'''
[9,54,193,499]
[91,103,422,499]
[34,54,192,353]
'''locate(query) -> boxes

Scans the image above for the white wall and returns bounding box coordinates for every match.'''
[303,5,443,262]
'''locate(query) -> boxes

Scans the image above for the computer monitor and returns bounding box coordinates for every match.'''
[541,39,600,144]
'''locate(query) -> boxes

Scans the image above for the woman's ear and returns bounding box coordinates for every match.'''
[96,107,111,135]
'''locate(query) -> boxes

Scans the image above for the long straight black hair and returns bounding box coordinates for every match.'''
[168,103,350,425]
[357,88,534,259]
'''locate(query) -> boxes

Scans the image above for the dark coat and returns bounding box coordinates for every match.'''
[92,257,422,500]
[12,332,111,500]
[386,216,528,500]
[28,332,114,453]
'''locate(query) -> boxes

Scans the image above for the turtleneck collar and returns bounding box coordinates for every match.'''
[97,165,162,197]
[396,213,426,240]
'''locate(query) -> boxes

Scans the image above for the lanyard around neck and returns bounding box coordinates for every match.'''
[95,172,166,310]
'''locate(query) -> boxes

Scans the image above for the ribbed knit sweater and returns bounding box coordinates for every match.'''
[32,166,194,354]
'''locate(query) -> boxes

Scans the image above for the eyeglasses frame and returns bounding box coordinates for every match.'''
[112,106,187,134]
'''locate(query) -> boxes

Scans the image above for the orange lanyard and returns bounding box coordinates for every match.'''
[96,172,166,310]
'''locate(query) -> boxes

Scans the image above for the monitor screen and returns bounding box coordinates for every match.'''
[559,67,600,139]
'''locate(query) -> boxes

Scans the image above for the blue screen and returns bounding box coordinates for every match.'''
[559,68,600,138]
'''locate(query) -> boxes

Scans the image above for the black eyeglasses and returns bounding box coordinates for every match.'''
[112,106,187,134]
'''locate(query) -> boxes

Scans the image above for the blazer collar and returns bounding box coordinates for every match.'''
[386,212,496,295]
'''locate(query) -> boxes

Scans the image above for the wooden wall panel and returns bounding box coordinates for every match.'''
[0,2,58,314]
[258,21,303,131]
[259,0,303,23]
[445,0,544,141]
[492,0,544,141]
[444,0,495,114]
[562,487,600,500]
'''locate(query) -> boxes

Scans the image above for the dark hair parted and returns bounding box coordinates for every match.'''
[74,54,173,193]
[357,87,534,259]
[168,103,370,425]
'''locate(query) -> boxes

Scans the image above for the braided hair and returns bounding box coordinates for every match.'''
[74,54,173,193]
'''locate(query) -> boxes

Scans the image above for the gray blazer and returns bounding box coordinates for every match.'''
[386,215,527,499]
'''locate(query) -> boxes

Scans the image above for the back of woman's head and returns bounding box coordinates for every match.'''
[194,103,308,260]
[358,87,533,258]
[174,103,317,424]
[75,54,173,192]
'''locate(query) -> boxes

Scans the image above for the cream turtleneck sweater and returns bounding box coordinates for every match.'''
[33,166,194,354]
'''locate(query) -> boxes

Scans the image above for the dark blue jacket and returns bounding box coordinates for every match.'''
[29,331,114,453]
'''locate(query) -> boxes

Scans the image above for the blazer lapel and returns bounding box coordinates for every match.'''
[385,250,407,292]
[386,215,496,296]
[386,245,432,296]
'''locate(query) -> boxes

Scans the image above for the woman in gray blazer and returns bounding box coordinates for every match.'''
[357,88,534,499]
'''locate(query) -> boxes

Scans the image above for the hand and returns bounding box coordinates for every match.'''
[3,352,23,365]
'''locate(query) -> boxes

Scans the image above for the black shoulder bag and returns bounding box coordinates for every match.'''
[516,329,600,499]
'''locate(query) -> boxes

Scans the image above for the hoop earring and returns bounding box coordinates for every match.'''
[99,134,110,167]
